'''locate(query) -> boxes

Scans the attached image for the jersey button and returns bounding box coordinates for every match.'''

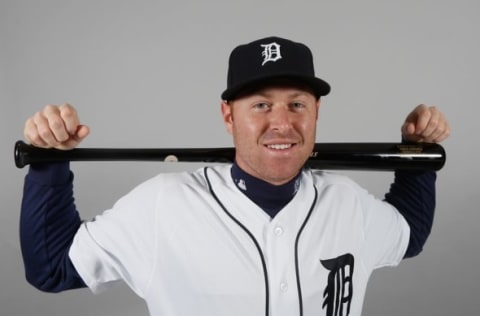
[280,282,288,292]
[274,226,284,236]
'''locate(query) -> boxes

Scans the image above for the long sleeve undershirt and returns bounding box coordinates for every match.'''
[20,162,86,291]
[20,162,435,292]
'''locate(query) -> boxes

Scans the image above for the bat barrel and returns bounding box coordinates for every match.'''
[308,142,446,171]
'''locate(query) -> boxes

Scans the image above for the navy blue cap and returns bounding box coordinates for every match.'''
[221,36,331,100]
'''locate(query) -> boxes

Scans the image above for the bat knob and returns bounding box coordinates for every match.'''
[14,140,29,168]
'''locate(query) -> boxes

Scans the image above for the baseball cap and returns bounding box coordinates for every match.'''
[221,36,331,101]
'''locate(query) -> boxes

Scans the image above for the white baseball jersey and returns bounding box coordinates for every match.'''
[69,165,409,316]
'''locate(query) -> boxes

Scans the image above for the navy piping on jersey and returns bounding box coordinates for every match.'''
[204,166,318,316]
[204,167,270,316]
[294,185,318,316]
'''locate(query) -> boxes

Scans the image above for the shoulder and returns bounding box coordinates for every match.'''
[303,169,378,209]
[307,169,365,192]
[131,165,231,196]
[102,166,228,220]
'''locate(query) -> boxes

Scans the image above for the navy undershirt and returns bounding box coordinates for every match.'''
[230,162,301,218]
[20,161,435,292]
[20,162,85,292]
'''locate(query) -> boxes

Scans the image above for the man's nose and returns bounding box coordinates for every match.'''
[269,106,293,131]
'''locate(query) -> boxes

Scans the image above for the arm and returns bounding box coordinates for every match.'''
[385,105,450,258]
[21,162,86,291]
[20,104,90,291]
[385,169,436,258]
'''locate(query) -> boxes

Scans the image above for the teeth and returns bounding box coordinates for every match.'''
[267,144,292,150]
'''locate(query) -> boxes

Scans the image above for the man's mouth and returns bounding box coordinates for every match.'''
[266,143,294,150]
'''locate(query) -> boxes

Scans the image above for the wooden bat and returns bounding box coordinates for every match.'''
[14,140,446,171]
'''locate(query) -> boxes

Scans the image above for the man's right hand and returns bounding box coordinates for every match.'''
[24,104,90,150]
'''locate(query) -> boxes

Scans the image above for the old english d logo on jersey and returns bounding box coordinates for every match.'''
[260,42,282,65]
[321,253,355,316]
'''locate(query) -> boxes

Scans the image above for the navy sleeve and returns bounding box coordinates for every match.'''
[20,162,86,292]
[384,170,436,258]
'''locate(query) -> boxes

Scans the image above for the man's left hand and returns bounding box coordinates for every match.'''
[401,104,450,143]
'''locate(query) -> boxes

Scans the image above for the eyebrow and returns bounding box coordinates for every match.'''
[254,89,312,99]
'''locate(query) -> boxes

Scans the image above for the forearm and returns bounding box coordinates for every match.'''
[20,162,86,292]
[384,170,436,258]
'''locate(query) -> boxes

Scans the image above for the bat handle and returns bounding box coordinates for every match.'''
[14,140,60,168]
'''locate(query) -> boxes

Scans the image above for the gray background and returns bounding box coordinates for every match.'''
[1,0,478,315]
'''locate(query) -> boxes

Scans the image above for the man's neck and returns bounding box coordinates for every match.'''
[230,162,301,218]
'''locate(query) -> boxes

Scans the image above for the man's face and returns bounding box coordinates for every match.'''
[221,85,320,185]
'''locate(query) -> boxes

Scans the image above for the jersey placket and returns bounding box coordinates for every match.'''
[263,174,318,316]
[264,219,301,316]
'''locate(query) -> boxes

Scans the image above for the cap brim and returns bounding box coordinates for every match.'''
[221,74,330,101]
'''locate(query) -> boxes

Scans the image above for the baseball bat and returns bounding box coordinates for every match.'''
[14,140,446,171]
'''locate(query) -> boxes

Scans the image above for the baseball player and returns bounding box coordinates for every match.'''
[20,37,450,316]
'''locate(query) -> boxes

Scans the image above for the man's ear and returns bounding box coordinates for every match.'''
[315,99,321,120]
[221,101,234,134]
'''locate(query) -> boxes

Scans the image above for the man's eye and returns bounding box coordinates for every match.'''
[291,102,305,109]
[254,102,270,110]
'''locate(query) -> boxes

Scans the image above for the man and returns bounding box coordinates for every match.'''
[20,36,450,316]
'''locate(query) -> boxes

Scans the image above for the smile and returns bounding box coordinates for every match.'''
[266,144,293,150]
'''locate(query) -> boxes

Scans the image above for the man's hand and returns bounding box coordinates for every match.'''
[401,104,450,143]
[24,104,90,150]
